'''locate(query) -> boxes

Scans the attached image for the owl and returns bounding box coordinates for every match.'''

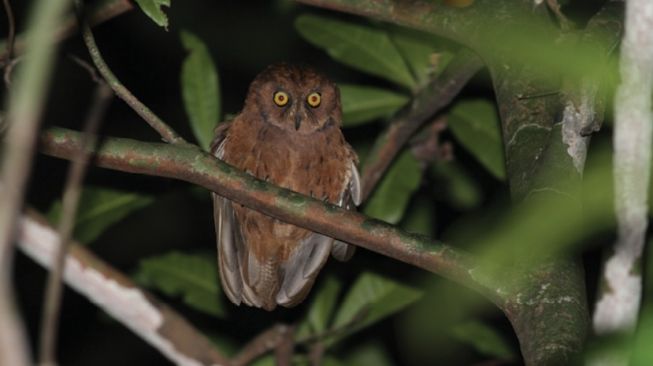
[210,64,360,311]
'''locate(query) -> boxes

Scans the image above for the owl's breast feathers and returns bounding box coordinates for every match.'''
[211,115,358,310]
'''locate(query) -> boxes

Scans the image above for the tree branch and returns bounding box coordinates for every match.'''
[75,0,186,144]
[17,210,231,366]
[360,48,483,200]
[0,0,75,364]
[38,83,113,365]
[39,126,502,305]
[592,1,652,362]
[0,0,133,57]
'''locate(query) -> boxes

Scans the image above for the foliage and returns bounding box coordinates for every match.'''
[133,0,171,28]
[295,14,416,89]
[180,30,221,150]
[448,99,506,180]
[134,251,226,317]
[363,150,422,224]
[46,187,154,245]
[339,84,408,127]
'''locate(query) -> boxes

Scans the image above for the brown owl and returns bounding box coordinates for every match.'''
[210,64,360,311]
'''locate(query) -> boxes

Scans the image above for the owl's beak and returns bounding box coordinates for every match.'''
[294,114,302,130]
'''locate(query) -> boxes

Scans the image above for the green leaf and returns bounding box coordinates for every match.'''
[135,252,225,317]
[400,194,436,237]
[134,0,171,28]
[47,187,154,245]
[431,161,483,210]
[391,32,453,87]
[340,84,409,127]
[180,30,221,150]
[344,342,393,366]
[363,150,422,224]
[307,276,342,334]
[331,272,422,342]
[451,320,515,360]
[448,99,506,180]
[295,14,415,89]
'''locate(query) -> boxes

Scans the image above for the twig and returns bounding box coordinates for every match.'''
[74,0,186,144]
[1,0,15,63]
[360,49,483,200]
[38,83,113,365]
[0,0,134,57]
[68,54,103,84]
[593,0,653,352]
[308,342,325,366]
[3,55,21,86]
[0,0,75,364]
[274,325,295,366]
[17,210,231,366]
[231,324,290,366]
[409,116,452,165]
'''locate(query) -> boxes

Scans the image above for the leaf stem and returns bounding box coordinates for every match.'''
[75,0,186,144]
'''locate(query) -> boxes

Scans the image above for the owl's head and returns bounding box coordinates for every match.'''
[243,63,342,135]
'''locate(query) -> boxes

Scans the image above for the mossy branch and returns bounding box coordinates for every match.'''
[39,126,500,303]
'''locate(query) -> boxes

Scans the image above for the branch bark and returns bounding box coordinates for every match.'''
[360,48,483,200]
[592,0,652,359]
[17,210,231,366]
[39,127,502,304]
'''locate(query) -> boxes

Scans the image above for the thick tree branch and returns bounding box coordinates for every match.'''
[39,127,502,306]
[360,48,483,200]
[17,210,231,366]
[593,0,652,352]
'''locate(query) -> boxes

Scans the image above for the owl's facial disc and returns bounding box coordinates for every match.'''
[245,64,342,135]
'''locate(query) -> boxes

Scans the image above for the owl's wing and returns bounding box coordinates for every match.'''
[276,232,334,307]
[211,123,262,308]
[331,161,361,261]
[276,161,360,307]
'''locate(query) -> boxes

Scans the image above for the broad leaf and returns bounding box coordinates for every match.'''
[295,14,415,89]
[364,150,422,224]
[180,30,221,150]
[134,0,170,28]
[344,342,393,366]
[47,187,154,245]
[135,252,225,317]
[451,320,515,360]
[307,276,342,334]
[448,99,506,180]
[400,194,436,237]
[391,31,453,87]
[340,84,408,127]
[331,272,422,342]
[431,161,483,210]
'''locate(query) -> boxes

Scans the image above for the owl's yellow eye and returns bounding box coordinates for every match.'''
[307,92,321,108]
[273,91,289,107]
